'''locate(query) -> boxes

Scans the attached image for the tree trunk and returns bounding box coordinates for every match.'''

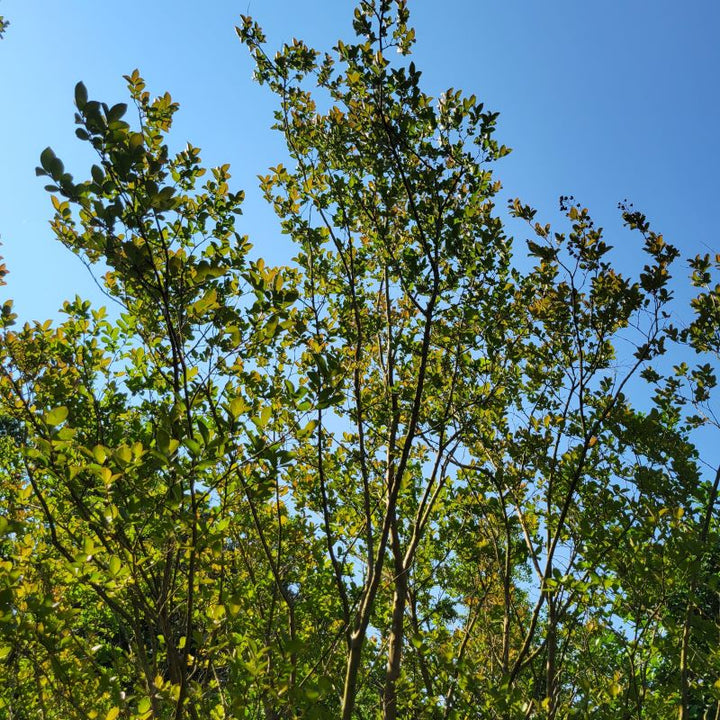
[382,569,408,720]
[341,633,365,720]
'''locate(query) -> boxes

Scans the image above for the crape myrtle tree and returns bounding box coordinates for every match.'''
[0,1,718,718]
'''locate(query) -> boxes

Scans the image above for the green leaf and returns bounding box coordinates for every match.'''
[190,288,218,316]
[107,102,127,122]
[108,556,122,577]
[92,445,107,464]
[229,397,250,418]
[157,428,171,454]
[114,445,132,465]
[39,147,56,172]
[45,406,68,426]
[258,405,272,429]
[207,604,226,622]
[137,698,151,715]
[74,81,88,110]
[296,419,317,439]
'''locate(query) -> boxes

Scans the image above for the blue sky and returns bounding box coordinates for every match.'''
[1,1,718,323]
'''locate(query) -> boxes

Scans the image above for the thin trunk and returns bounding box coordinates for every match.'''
[678,609,691,720]
[382,577,408,720]
[501,494,513,675]
[546,596,557,720]
[383,520,408,720]
[341,634,365,720]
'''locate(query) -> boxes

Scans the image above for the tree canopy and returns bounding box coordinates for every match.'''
[1,2,719,719]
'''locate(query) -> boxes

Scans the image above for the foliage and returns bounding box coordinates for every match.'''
[1,1,719,719]
[0,0,8,39]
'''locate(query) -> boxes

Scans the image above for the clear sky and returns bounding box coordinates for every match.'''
[1,1,719,323]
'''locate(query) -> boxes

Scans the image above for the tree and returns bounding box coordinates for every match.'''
[1,1,718,718]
